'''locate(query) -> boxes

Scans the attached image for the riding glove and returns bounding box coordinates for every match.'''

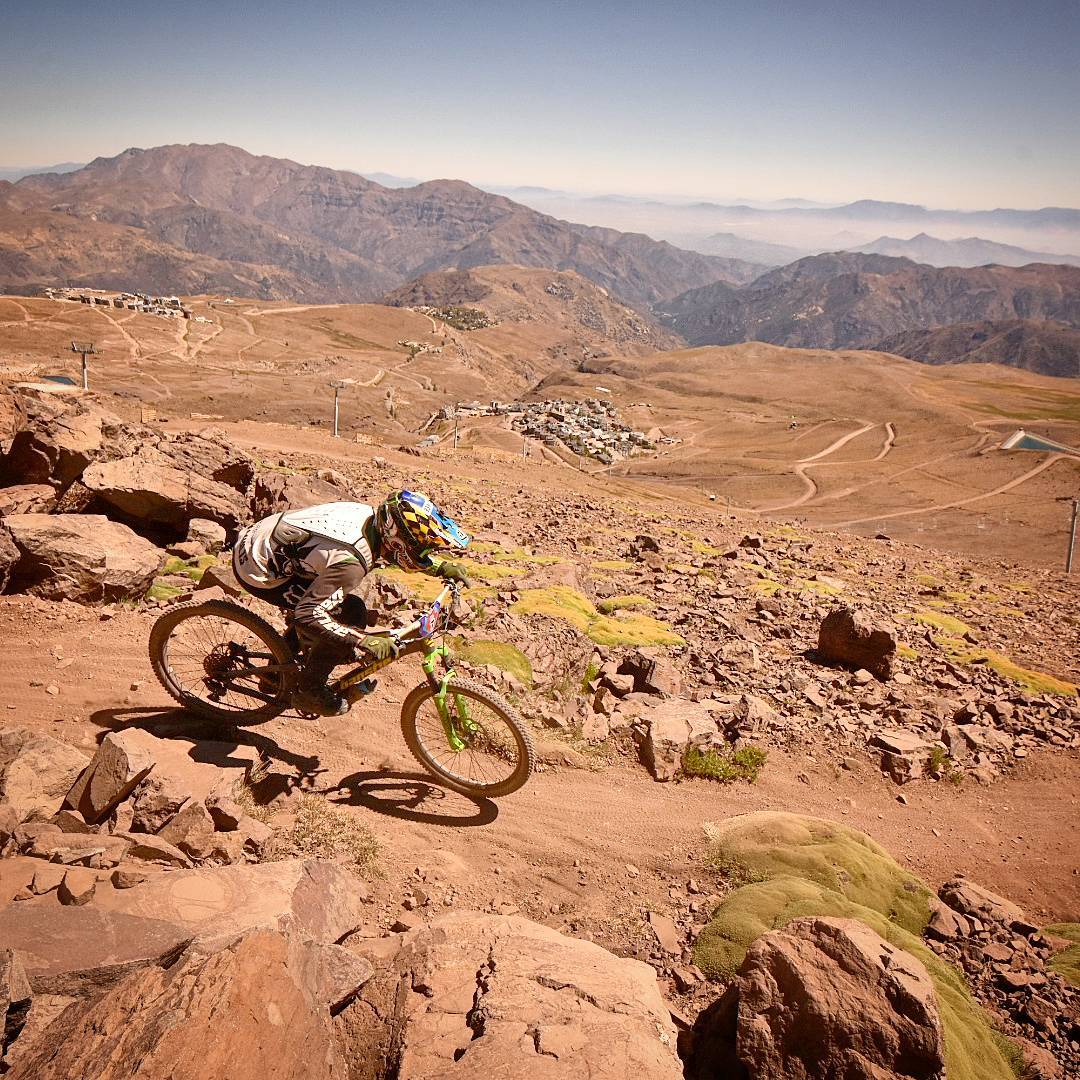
[433,561,472,587]
[361,636,400,662]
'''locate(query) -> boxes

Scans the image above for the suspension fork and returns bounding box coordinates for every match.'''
[420,642,477,751]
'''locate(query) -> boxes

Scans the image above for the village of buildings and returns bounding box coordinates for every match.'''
[43,287,209,321]
[433,397,678,465]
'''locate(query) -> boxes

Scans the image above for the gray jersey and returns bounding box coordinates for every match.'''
[233,502,376,589]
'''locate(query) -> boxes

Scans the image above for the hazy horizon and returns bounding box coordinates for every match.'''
[2,0,1078,210]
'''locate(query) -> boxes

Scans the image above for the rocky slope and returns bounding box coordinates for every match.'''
[0,144,759,307]
[873,319,1080,378]
[657,252,1080,374]
[383,265,682,354]
[1,381,1078,1077]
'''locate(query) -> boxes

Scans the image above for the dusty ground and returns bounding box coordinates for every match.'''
[1,417,1077,968]
[1,591,1076,961]
[2,293,1078,968]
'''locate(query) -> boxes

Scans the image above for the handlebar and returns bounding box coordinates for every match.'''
[387,580,460,644]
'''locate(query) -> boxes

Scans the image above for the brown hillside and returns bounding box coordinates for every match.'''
[659,252,1080,376]
[383,266,682,357]
[873,319,1080,378]
[0,144,760,308]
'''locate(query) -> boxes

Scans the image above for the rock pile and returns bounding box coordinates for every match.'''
[1,726,274,888]
[0,387,357,604]
[925,877,1079,1075]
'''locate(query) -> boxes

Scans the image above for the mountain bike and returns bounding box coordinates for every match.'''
[148,582,533,798]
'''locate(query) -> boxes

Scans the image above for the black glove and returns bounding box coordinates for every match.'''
[433,561,472,587]
[360,636,399,662]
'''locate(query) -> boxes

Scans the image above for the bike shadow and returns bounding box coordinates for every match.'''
[330,769,499,828]
[88,706,325,788]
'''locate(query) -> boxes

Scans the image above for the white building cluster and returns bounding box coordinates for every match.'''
[44,287,193,319]
[447,397,654,465]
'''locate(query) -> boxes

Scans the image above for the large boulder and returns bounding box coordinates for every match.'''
[63,730,158,825]
[618,647,683,697]
[1,514,163,602]
[0,526,18,592]
[0,859,371,994]
[0,729,91,823]
[817,605,898,680]
[689,916,945,1080]
[341,912,683,1079]
[82,457,248,532]
[640,699,719,781]
[938,876,1028,928]
[4,930,354,1080]
[0,392,103,488]
[250,470,348,520]
[164,429,256,492]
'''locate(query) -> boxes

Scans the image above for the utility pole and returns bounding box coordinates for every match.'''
[1067,498,1079,574]
[71,341,95,391]
[453,407,459,450]
[329,379,349,437]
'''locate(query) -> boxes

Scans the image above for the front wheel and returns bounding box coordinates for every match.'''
[400,677,534,798]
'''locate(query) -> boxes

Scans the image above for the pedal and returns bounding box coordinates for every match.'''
[355,678,377,697]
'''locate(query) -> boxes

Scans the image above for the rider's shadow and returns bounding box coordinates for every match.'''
[330,769,499,828]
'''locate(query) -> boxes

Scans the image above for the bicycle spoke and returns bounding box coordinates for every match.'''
[162,611,287,717]
[411,688,521,791]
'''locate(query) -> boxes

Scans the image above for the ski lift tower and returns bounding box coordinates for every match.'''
[71,341,96,391]
[329,378,355,437]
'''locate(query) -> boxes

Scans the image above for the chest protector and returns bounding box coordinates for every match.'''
[269,502,374,577]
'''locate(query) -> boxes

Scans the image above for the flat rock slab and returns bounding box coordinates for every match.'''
[345,912,683,1079]
[0,902,194,995]
[91,859,371,946]
[0,859,371,994]
[5,930,347,1080]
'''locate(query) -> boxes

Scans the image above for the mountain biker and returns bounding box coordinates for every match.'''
[232,491,471,716]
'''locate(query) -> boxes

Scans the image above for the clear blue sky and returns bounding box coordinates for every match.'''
[2,0,1077,208]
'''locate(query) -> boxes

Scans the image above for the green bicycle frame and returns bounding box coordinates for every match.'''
[335,631,480,754]
[420,642,480,753]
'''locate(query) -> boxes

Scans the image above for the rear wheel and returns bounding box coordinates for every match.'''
[148,599,295,725]
[400,677,533,798]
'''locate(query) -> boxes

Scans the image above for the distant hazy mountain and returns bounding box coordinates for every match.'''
[690,232,807,266]
[656,251,1080,376]
[502,190,1080,263]
[874,320,1080,378]
[0,162,83,182]
[852,233,1080,269]
[0,144,760,307]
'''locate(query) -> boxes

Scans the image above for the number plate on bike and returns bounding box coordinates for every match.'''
[418,599,444,638]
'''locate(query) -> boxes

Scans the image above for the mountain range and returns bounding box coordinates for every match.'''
[850,233,1080,269]
[873,320,1080,379]
[656,252,1080,375]
[0,144,760,307]
[506,190,1080,263]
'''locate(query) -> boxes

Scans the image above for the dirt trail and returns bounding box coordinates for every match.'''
[833,453,1065,528]
[247,304,347,317]
[0,597,1076,927]
[751,421,880,512]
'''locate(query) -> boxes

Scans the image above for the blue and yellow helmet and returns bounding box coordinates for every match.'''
[376,490,470,571]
